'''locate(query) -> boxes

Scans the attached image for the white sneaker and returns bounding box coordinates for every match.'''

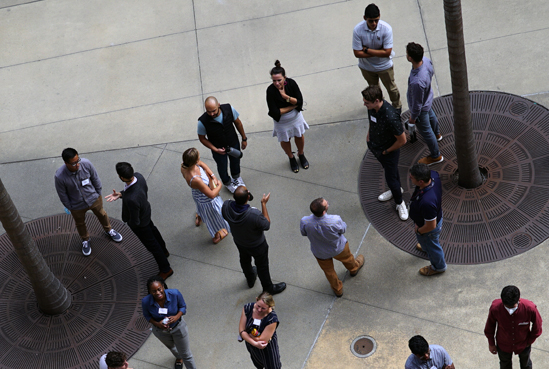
[225,180,238,193]
[234,176,245,187]
[82,240,91,256]
[377,187,403,202]
[396,203,409,221]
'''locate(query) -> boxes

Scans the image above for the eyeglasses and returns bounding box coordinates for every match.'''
[67,158,81,167]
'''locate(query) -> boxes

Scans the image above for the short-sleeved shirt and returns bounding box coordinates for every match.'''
[300,213,347,259]
[409,171,443,228]
[141,289,186,329]
[243,302,279,336]
[197,106,239,135]
[367,100,403,152]
[405,345,452,369]
[352,19,394,72]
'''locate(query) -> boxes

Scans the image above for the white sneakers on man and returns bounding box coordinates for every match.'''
[396,203,409,221]
[377,187,404,202]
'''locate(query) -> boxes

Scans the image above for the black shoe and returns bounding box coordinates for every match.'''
[298,154,309,169]
[247,266,258,288]
[268,282,286,295]
[289,156,299,173]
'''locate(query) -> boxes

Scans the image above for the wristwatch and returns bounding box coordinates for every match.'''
[242,137,247,142]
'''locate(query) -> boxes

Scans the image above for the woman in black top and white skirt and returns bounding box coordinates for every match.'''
[266,60,309,173]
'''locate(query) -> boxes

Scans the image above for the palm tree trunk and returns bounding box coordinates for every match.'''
[0,178,71,315]
[444,0,483,188]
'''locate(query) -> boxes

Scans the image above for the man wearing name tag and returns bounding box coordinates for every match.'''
[362,85,408,220]
[55,148,122,256]
[485,285,542,369]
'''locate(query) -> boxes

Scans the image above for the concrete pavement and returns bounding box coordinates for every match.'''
[0,0,548,368]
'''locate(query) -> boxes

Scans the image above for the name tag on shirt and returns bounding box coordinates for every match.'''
[370,116,377,123]
[158,308,168,314]
[518,322,530,325]
[253,319,261,326]
[81,178,90,186]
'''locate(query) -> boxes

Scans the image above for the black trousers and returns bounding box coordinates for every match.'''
[374,148,403,204]
[236,239,273,291]
[497,345,532,369]
[130,220,171,273]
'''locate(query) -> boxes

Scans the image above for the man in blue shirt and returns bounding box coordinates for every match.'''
[197,96,249,193]
[300,198,364,297]
[409,163,446,276]
[405,335,454,369]
[406,42,443,166]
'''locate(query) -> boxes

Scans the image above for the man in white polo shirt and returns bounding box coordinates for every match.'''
[353,3,402,113]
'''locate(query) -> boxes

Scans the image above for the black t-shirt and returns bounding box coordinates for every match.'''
[409,170,443,227]
[367,100,403,152]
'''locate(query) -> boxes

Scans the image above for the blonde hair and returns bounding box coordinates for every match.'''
[182,148,199,169]
[256,292,275,308]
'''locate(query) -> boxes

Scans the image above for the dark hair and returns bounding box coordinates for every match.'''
[501,285,520,307]
[361,85,383,103]
[364,3,380,18]
[406,42,424,63]
[182,148,199,169]
[62,148,78,163]
[409,163,431,182]
[105,351,127,368]
[233,186,250,205]
[115,162,134,180]
[146,275,167,293]
[408,335,429,356]
[310,198,326,217]
[270,60,286,77]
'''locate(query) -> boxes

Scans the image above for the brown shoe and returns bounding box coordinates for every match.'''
[418,155,444,166]
[350,255,365,277]
[416,243,425,252]
[419,265,445,276]
[158,269,174,280]
[436,134,443,141]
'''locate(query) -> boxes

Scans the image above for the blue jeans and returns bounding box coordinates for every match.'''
[416,219,446,271]
[416,109,440,158]
[211,144,241,185]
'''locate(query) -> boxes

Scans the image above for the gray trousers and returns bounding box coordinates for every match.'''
[152,319,197,369]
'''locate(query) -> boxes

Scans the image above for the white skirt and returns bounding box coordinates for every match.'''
[272,109,309,142]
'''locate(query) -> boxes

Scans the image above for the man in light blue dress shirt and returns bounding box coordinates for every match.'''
[300,198,364,297]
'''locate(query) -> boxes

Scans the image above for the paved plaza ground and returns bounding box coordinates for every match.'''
[1,0,549,368]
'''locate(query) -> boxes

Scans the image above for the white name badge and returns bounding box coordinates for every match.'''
[81,178,90,186]
[253,319,262,326]
[370,116,377,123]
[158,308,168,314]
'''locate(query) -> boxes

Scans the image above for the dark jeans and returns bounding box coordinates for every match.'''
[211,144,241,185]
[130,220,171,273]
[497,345,532,369]
[374,148,403,204]
[236,239,273,291]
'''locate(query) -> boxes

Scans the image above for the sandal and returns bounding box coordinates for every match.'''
[298,153,309,169]
[289,156,299,173]
[195,213,202,227]
[213,228,228,244]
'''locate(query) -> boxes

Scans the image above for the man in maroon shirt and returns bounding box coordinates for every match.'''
[484,285,542,369]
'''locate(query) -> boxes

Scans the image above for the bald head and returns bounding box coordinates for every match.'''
[234,186,251,205]
[204,96,220,118]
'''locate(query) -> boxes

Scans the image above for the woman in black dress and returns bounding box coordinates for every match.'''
[266,60,309,173]
[238,292,281,368]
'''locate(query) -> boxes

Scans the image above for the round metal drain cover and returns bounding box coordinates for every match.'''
[0,214,156,369]
[359,91,549,264]
[351,335,377,358]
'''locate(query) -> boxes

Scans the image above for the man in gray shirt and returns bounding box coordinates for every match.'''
[405,335,454,369]
[353,3,401,112]
[54,148,122,256]
[300,198,364,297]
[406,42,443,166]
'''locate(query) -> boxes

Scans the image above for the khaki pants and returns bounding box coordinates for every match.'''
[70,196,111,240]
[360,66,401,109]
[315,242,360,295]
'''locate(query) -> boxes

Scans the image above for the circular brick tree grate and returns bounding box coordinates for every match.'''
[0,214,156,368]
[359,91,549,264]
